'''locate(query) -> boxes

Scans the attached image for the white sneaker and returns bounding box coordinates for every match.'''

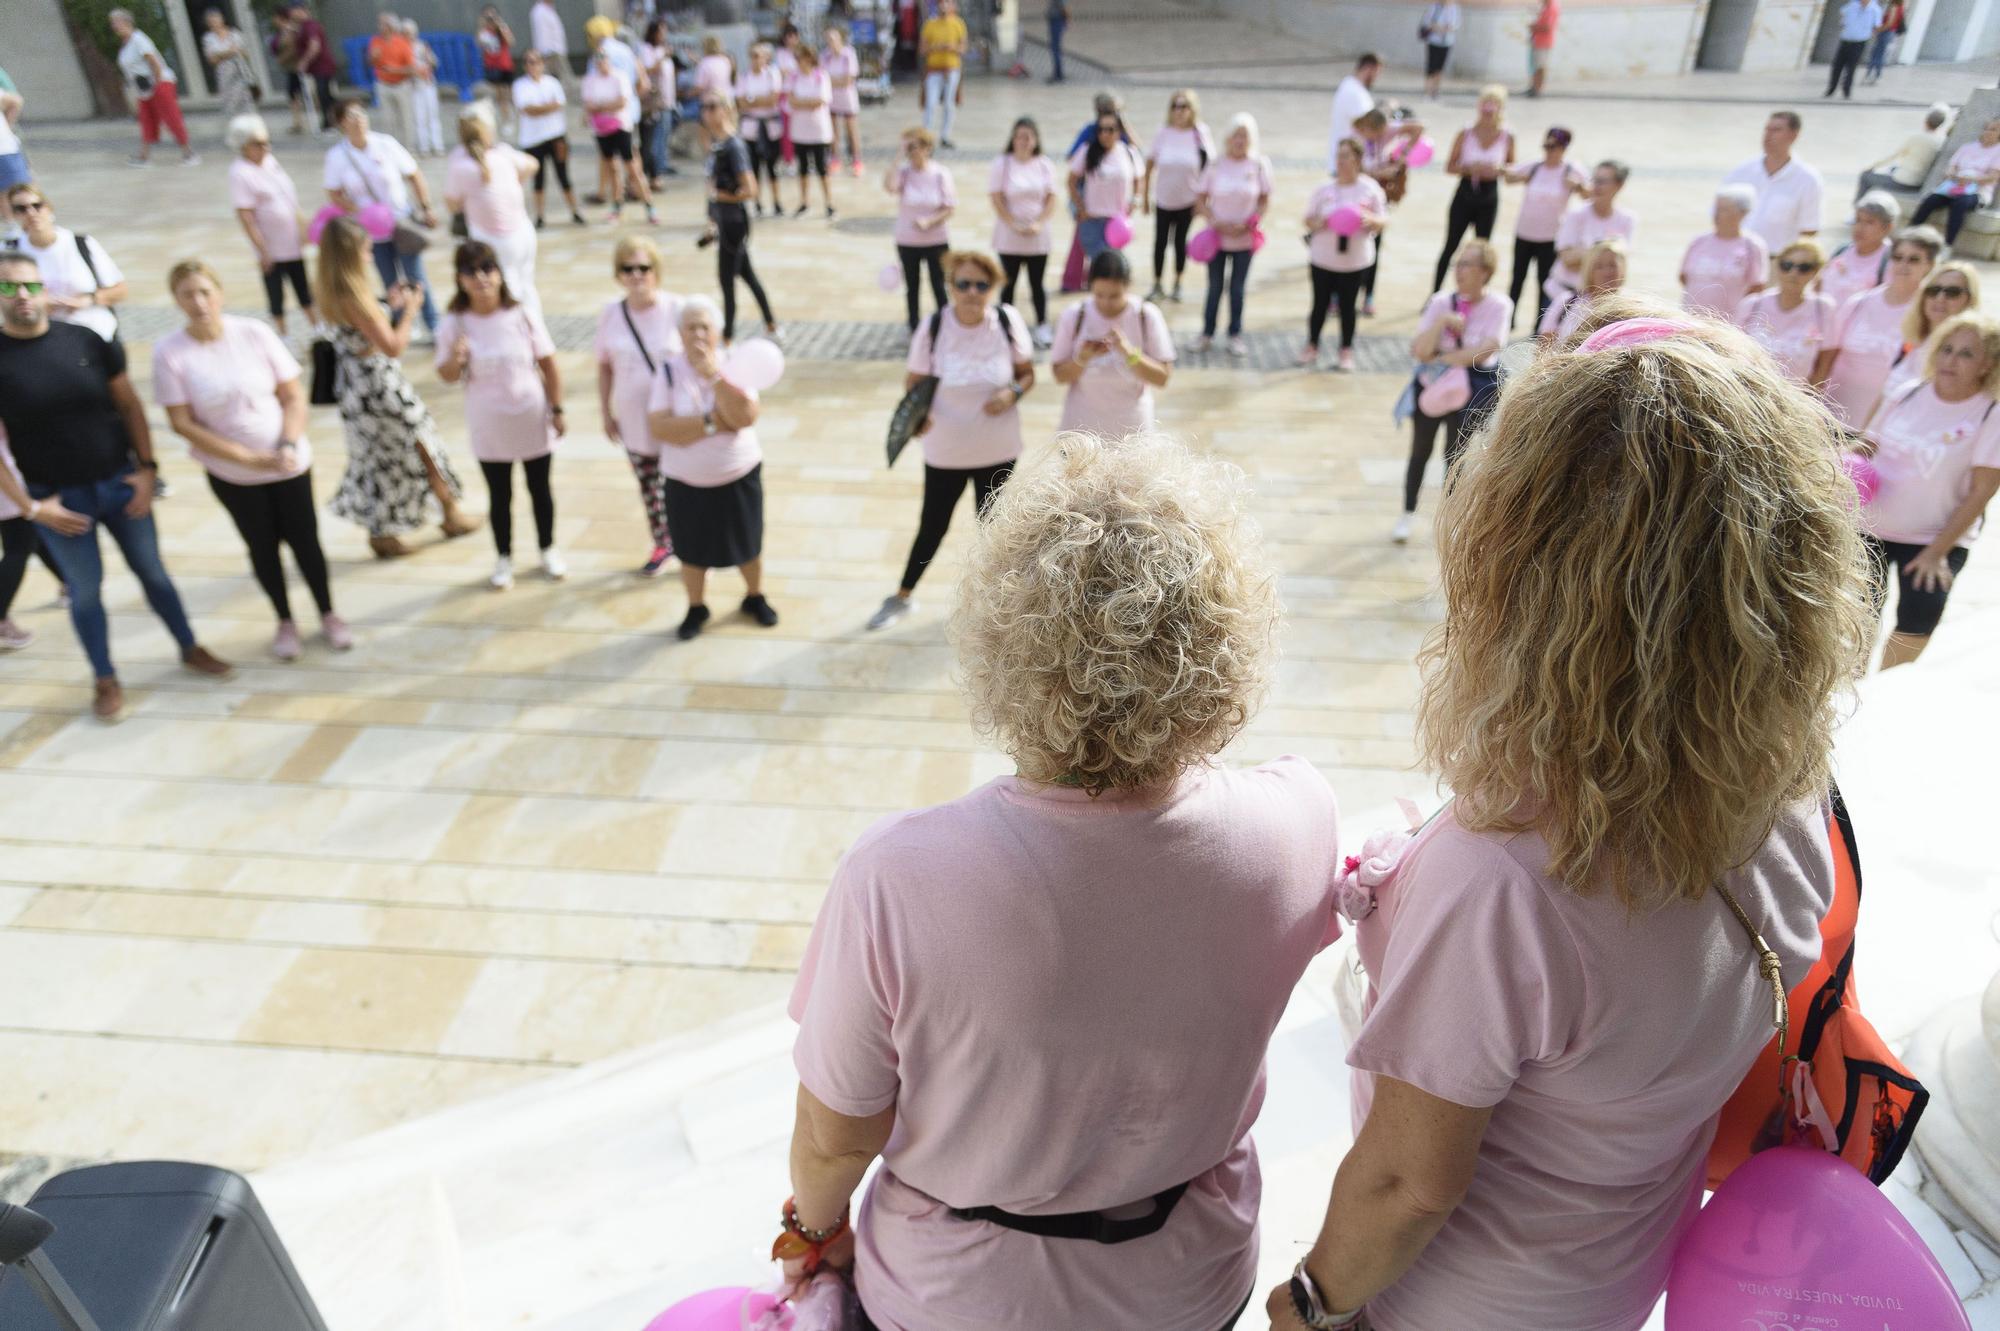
[866,594,914,630]
[763,322,786,345]
[1188,334,1213,353]
[489,556,514,590]
[1391,513,1413,544]
[541,546,568,581]
[1227,336,1249,358]
[1033,323,1054,349]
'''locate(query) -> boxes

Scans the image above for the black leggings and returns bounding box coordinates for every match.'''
[207,470,333,621]
[1509,237,1557,331]
[795,142,829,179]
[1000,253,1048,324]
[480,455,556,557]
[1866,535,1971,637]
[1363,234,1384,302]
[1432,177,1499,292]
[527,137,574,200]
[1153,204,1194,284]
[0,515,65,619]
[745,118,783,194]
[1308,264,1368,350]
[714,205,775,340]
[1404,367,1499,512]
[899,243,948,330]
[262,260,313,319]
[899,460,1014,592]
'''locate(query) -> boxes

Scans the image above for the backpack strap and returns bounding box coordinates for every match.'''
[927,309,944,356]
[72,233,117,336]
[995,302,1024,353]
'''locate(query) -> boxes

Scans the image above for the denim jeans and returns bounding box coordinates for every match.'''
[29,471,196,679]
[1866,29,1894,77]
[1077,215,1113,263]
[1203,249,1253,338]
[922,68,961,142]
[643,111,673,178]
[371,238,440,333]
[1047,16,1067,79]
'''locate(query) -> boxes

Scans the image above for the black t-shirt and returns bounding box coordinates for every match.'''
[707,135,750,194]
[0,322,134,488]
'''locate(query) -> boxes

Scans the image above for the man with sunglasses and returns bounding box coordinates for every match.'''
[0,253,232,722]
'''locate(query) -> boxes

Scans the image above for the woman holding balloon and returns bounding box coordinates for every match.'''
[1302,137,1387,372]
[1067,107,1144,268]
[324,98,441,341]
[1397,238,1509,543]
[1189,113,1273,358]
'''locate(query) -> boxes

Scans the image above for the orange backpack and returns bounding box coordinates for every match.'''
[1708,789,1929,1188]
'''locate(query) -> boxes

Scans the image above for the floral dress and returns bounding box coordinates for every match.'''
[202,28,258,120]
[327,323,462,537]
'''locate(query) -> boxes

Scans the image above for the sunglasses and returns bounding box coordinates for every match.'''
[1925,283,1970,299]
[952,279,991,293]
[457,261,500,276]
[12,200,47,212]
[0,280,45,296]
[1097,124,1118,134]
[1777,259,1819,274]
[1170,100,1189,109]
[619,263,654,275]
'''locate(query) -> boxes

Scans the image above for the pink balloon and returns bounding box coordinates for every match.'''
[307,204,346,246]
[1405,137,1436,169]
[724,338,786,392]
[877,262,902,292]
[356,202,397,243]
[1327,205,1364,237]
[1186,227,1220,264]
[1103,214,1134,249]
[1842,452,1880,504]
[1666,1148,1971,1331]
[642,1286,789,1331]
[1250,228,1266,253]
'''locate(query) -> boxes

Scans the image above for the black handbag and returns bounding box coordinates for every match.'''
[309,337,339,405]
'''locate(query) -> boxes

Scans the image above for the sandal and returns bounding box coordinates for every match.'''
[370,535,415,559]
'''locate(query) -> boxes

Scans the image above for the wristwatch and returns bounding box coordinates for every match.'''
[1289,1261,1364,1329]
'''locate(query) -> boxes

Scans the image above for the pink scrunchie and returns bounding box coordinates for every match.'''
[1575,316,1699,354]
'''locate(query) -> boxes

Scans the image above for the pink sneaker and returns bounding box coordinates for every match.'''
[271,619,303,661]
[0,619,32,650]
[850,159,865,178]
[321,613,354,652]
[1338,348,1356,372]
[1296,344,1319,366]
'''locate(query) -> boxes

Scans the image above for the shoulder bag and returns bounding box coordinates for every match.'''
[343,142,432,257]
[1416,299,1472,416]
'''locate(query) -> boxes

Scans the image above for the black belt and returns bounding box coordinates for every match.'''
[949,1180,1190,1246]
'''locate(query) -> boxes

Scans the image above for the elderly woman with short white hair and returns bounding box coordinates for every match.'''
[1679,183,1765,318]
[646,295,776,639]
[1191,111,1275,357]
[226,114,314,338]
[1817,191,1899,309]
[784,431,1342,1331]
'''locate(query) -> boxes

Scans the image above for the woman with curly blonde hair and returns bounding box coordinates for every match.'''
[787,433,1341,1331]
[1271,298,1873,1331]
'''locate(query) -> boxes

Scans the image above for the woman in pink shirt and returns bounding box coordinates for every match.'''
[1302,137,1388,371]
[1050,249,1176,436]
[1429,85,1514,294]
[226,115,314,338]
[1539,237,1626,344]
[1679,183,1766,318]
[1547,158,1634,304]
[734,42,785,215]
[1910,116,2000,246]
[787,47,836,217]
[1399,238,1511,542]
[1067,106,1144,266]
[645,296,776,640]
[154,259,348,660]
[693,36,734,119]
[822,25,864,176]
[1270,299,1869,1331]
[1854,312,2000,669]
[1143,89,1213,304]
[1812,225,1941,424]
[436,241,565,591]
[788,431,1341,1331]
[1190,112,1274,357]
[1503,124,1585,331]
[1815,191,1897,310]
[884,126,956,331]
[988,117,1059,345]
[594,235,682,578]
[1735,238,1836,383]
[1880,259,1978,404]
[866,251,1034,632]
[444,110,541,313]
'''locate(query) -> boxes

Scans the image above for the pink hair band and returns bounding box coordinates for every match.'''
[1576,317,1700,354]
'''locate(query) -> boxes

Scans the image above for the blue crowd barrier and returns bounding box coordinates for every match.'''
[340,31,486,104]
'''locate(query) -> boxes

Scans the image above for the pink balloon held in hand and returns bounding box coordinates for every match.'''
[1103,215,1134,249]
[1186,227,1220,264]
[356,202,397,242]
[1327,205,1364,237]
[724,338,786,392]
[642,1285,790,1331]
[1405,136,1437,169]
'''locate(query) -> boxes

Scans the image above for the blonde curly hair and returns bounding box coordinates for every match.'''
[1420,295,1873,908]
[951,433,1278,793]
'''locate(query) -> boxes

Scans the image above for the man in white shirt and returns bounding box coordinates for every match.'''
[1825,0,1882,100]
[530,0,578,95]
[1723,110,1822,256]
[2,185,127,343]
[1330,53,1380,173]
[322,98,440,336]
[1856,104,1949,198]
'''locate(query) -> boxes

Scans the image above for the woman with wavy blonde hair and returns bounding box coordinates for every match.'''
[1271,298,1872,1331]
[787,433,1341,1331]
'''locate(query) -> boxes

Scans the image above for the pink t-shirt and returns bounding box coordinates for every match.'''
[906,307,1032,469]
[1147,124,1212,212]
[1881,341,1925,403]
[1455,125,1511,174]
[446,145,534,238]
[1068,141,1143,220]
[988,153,1058,256]
[1862,382,2000,546]
[593,295,683,460]
[892,161,956,247]
[824,45,861,116]
[1817,242,1887,310]
[1049,298,1176,436]
[228,155,303,262]
[1511,159,1585,244]
[1195,153,1274,252]
[1350,801,1832,1331]
[436,305,557,463]
[1421,290,1512,368]
[1679,231,1767,319]
[734,65,783,122]
[790,759,1343,1331]
[1537,289,1590,341]
[1824,287,1916,425]
[151,316,311,487]
[1945,140,2000,204]
[1547,204,1636,297]
[1305,177,1388,273]
[646,354,763,486]
[694,53,733,98]
[787,70,833,145]
[1734,290,1835,383]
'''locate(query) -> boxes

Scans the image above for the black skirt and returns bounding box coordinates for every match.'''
[663,463,764,568]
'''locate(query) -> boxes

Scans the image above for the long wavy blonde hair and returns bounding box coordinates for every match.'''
[951,432,1278,793]
[1418,295,1872,908]
[314,216,378,328]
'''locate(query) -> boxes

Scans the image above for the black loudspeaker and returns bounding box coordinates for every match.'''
[0,1161,328,1331]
